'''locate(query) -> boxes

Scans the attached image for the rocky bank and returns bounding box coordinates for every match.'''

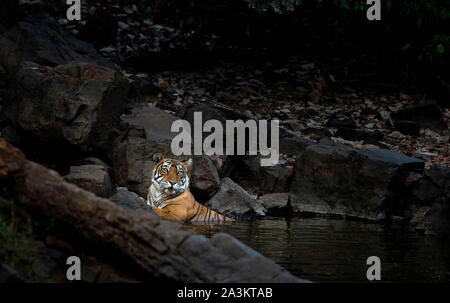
[0,0,449,282]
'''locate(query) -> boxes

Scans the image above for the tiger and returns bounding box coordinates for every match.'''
[146,156,234,224]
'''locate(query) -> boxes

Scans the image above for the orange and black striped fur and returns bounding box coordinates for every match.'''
[147,156,234,224]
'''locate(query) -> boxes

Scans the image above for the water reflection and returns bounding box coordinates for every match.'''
[186,217,450,282]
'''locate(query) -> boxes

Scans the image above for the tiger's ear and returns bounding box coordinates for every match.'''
[152,153,164,162]
[183,158,193,171]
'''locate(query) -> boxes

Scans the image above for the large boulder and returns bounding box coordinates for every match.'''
[0,137,25,178]
[391,101,447,130]
[290,141,424,221]
[230,155,293,195]
[0,138,306,282]
[178,102,250,176]
[258,193,291,216]
[4,62,129,152]
[0,262,27,283]
[109,103,183,197]
[205,177,266,219]
[0,11,115,75]
[279,131,316,156]
[109,187,155,214]
[65,164,113,198]
[411,166,450,236]
[189,155,220,202]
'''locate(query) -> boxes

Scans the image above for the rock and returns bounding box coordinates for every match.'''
[190,155,220,202]
[78,7,118,48]
[424,166,450,195]
[109,103,182,196]
[0,138,25,178]
[0,262,27,283]
[412,196,450,237]
[334,128,384,144]
[32,247,67,283]
[413,166,450,203]
[258,193,291,216]
[377,110,391,121]
[410,206,431,228]
[205,177,266,219]
[178,102,228,142]
[422,196,450,236]
[179,101,295,176]
[109,187,155,214]
[121,103,180,144]
[230,156,293,195]
[326,118,356,129]
[326,118,383,143]
[411,166,450,236]
[281,119,304,132]
[65,165,113,198]
[0,125,23,148]
[290,141,424,221]
[394,120,420,137]
[0,138,306,282]
[392,101,447,130]
[0,11,115,75]
[279,131,316,156]
[5,62,129,152]
[80,157,112,174]
[129,76,162,102]
[412,177,441,203]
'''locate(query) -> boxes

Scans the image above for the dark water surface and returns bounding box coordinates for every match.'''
[187,217,450,282]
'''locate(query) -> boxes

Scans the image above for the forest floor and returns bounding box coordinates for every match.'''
[131,59,450,169]
[59,1,450,169]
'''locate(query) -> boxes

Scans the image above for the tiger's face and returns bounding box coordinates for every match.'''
[151,158,193,193]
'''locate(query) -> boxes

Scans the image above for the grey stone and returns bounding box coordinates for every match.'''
[279,131,316,156]
[5,62,129,152]
[0,12,115,74]
[410,166,450,236]
[32,247,67,283]
[230,155,293,195]
[109,103,183,197]
[190,155,220,202]
[258,193,291,216]
[109,187,155,214]
[290,141,424,221]
[80,157,112,174]
[0,125,23,147]
[205,177,266,219]
[0,261,27,283]
[65,164,112,198]
[392,101,447,130]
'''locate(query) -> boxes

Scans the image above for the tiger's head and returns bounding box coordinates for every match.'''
[151,156,193,194]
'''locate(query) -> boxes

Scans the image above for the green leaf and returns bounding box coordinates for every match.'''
[402,43,412,52]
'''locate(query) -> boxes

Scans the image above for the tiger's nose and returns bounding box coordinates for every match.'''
[169,181,176,186]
